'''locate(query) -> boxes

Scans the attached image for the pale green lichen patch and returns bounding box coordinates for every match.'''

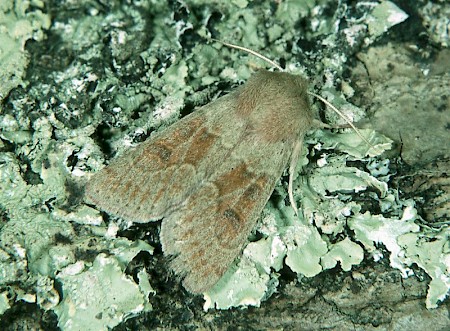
[348,205,450,309]
[310,129,394,159]
[348,207,421,274]
[150,59,191,122]
[367,1,409,39]
[419,1,450,47]
[321,237,364,272]
[137,269,155,311]
[52,205,104,226]
[109,238,154,267]
[54,253,150,331]
[0,291,11,316]
[243,235,287,274]
[203,257,273,310]
[203,233,284,310]
[285,224,328,277]
[0,213,75,279]
[307,160,388,198]
[0,0,50,100]
[0,153,29,211]
[397,230,450,309]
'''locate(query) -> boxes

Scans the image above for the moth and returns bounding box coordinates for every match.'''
[84,42,365,294]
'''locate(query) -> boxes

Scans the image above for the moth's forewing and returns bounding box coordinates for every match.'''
[85,94,237,222]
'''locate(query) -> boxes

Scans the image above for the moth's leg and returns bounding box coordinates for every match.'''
[288,137,304,216]
[312,119,352,129]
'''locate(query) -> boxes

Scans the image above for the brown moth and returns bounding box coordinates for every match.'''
[84,47,313,293]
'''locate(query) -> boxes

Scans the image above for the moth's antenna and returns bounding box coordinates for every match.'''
[213,39,373,148]
[308,91,373,148]
[212,39,284,72]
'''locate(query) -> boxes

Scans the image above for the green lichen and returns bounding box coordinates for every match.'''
[367,1,409,39]
[348,207,421,273]
[203,257,273,310]
[0,0,50,100]
[398,230,450,309]
[0,291,11,316]
[54,253,151,331]
[0,2,167,325]
[347,205,450,308]
[420,1,450,47]
[310,129,394,159]
[285,224,328,277]
[0,213,75,279]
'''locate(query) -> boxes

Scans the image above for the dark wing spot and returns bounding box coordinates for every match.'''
[223,208,241,231]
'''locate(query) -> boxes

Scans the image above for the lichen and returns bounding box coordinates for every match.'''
[0,0,50,100]
[397,230,450,308]
[367,1,409,39]
[54,253,151,331]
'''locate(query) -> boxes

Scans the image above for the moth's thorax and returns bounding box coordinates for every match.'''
[236,70,312,143]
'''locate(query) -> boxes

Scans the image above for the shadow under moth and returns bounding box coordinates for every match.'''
[84,43,362,294]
